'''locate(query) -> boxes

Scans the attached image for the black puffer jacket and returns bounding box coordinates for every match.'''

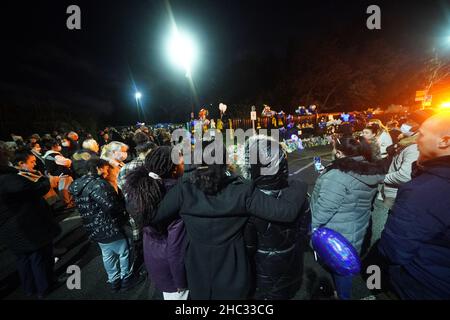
[245,187,310,300]
[0,166,61,254]
[242,135,309,299]
[69,174,127,243]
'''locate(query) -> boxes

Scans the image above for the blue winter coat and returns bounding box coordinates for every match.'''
[378,156,450,299]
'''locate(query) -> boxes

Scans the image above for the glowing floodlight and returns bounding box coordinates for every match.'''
[166,27,198,78]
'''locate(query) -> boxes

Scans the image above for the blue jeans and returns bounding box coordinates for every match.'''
[98,238,132,283]
[333,274,353,300]
[370,199,391,247]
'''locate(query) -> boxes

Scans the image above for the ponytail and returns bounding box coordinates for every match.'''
[122,146,175,228]
[123,166,164,228]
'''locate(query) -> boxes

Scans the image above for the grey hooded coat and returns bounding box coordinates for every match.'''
[311,156,385,253]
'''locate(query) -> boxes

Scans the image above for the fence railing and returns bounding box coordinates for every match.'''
[202,113,345,131]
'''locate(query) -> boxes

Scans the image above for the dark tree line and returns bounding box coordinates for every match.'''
[213,34,427,116]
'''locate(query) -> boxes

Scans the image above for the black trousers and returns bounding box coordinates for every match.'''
[15,243,54,296]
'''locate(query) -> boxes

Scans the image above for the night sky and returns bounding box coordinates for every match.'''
[1,0,449,129]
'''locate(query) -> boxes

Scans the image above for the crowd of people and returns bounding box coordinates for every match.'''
[0,109,449,300]
[0,125,176,298]
[310,109,450,299]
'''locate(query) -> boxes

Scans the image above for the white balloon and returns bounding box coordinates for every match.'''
[219,103,227,113]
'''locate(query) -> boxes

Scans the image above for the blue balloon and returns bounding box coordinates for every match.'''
[311,228,361,276]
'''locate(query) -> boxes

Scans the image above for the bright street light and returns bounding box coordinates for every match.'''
[166,27,198,78]
[134,91,142,121]
[135,92,142,100]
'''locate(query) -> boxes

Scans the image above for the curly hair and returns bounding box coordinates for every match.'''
[123,146,175,228]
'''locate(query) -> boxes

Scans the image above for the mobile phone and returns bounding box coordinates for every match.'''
[314,156,322,172]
